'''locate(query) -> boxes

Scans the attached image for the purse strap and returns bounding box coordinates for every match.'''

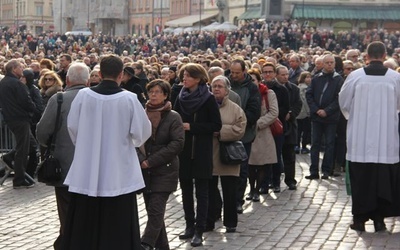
[49,92,63,154]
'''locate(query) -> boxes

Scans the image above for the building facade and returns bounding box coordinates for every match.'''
[52,0,129,36]
[0,0,54,35]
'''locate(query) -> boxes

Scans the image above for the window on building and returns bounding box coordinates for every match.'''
[36,5,43,16]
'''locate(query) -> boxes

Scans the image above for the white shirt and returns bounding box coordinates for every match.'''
[339,67,400,164]
[65,88,151,197]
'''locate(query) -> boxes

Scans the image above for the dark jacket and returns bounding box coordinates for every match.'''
[306,71,344,124]
[170,83,183,108]
[27,83,44,124]
[0,73,36,122]
[264,80,290,133]
[289,67,304,85]
[121,77,147,106]
[36,84,86,186]
[136,71,150,97]
[137,110,185,193]
[283,81,302,145]
[230,73,261,143]
[174,94,222,179]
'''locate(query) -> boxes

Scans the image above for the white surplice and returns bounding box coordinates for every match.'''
[339,68,400,164]
[65,88,151,197]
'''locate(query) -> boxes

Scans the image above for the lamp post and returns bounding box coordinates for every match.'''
[16,0,19,33]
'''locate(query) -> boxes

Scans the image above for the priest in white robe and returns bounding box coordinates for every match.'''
[339,41,400,233]
[62,55,151,249]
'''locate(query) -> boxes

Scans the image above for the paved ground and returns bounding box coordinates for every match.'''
[1,153,400,250]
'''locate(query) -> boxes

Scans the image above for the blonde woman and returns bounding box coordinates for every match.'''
[39,71,63,106]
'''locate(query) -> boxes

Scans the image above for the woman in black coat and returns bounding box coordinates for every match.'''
[174,63,222,247]
[137,80,185,250]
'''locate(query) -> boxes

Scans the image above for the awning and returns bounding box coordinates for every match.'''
[165,13,218,27]
[292,4,400,20]
[238,9,261,20]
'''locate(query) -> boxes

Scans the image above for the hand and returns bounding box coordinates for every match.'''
[183,123,190,131]
[285,113,291,121]
[316,109,327,117]
[141,160,149,169]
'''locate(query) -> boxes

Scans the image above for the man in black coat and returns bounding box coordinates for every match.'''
[229,58,261,214]
[306,54,344,179]
[0,59,37,188]
[276,65,302,191]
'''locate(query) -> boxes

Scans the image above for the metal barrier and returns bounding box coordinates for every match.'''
[0,110,15,153]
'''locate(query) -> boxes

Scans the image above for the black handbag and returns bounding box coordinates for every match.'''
[37,93,63,183]
[219,140,248,165]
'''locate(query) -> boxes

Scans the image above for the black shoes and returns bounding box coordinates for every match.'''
[245,192,253,200]
[350,222,365,232]
[305,174,320,180]
[190,231,203,247]
[252,193,260,202]
[179,227,194,240]
[273,186,281,193]
[301,148,310,154]
[321,174,329,179]
[374,220,387,232]
[226,227,236,233]
[13,180,35,189]
[288,183,297,190]
[259,187,267,194]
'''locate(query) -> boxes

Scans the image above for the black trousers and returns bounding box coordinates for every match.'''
[6,120,36,185]
[142,192,170,249]
[283,143,297,186]
[180,178,209,230]
[54,186,71,250]
[207,176,238,229]
[237,142,252,205]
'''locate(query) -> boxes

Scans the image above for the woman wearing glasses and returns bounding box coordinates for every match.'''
[38,71,63,106]
[137,79,185,250]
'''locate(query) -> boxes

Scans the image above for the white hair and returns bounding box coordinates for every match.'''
[67,62,90,85]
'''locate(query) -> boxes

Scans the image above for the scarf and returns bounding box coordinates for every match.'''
[178,83,211,116]
[145,101,172,140]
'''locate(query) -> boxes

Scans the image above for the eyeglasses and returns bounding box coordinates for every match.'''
[44,78,55,81]
[344,67,354,70]
[148,90,164,95]
[263,71,275,74]
[211,85,225,89]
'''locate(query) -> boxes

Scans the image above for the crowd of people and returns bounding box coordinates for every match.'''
[1,19,400,249]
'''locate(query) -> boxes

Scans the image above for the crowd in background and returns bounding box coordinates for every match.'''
[1,18,400,249]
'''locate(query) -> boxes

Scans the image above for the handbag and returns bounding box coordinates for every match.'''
[219,140,248,165]
[37,93,63,183]
[264,90,283,136]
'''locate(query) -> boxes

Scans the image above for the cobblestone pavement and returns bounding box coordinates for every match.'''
[1,153,400,250]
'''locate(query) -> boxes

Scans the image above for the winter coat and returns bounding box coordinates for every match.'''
[212,96,247,176]
[175,94,222,180]
[249,89,278,165]
[36,85,86,187]
[230,74,261,143]
[137,110,185,193]
[283,82,302,145]
[41,84,62,107]
[306,71,344,124]
[0,73,36,122]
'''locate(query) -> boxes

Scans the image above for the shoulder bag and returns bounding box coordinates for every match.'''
[36,93,63,183]
[219,140,248,165]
